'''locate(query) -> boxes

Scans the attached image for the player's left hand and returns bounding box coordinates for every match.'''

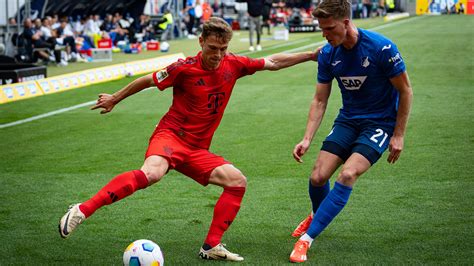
[387,135,404,164]
[91,93,117,114]
[293,139,311,163]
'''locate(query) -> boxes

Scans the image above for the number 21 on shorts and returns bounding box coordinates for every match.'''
[370,129,388,147]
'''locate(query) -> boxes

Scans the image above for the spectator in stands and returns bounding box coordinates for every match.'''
[51,14,60,29]
[157,9,174,41]
[202,0,213,22]
[194,0,204,32]
[22,18,64,65]
[8,17,17,25]
[274,5,289,26]
[352,0,361,19]
[134,14,153,42]
[39,17,57,44]
[246,0,264,52]
[186,0,198,37]
[261,0,273,35]
[56,19,82,62]
[73,17,86,36]
[362,0,373,18]
[115,13,133,42]
[449,3,457,14]
[101,14,115,32]
[458,3,465,14]
[289,8,303,26]
[84,14,103,47]
[101,14,127,45]
[33,18,42,31]
[212,0,223,17]
[377,0,386,16]
[73,17,95,50]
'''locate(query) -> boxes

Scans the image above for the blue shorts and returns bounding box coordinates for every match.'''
[321,118,395,165]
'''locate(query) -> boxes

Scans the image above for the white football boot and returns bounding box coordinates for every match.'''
[199,243,244,261]
[59,203,86,238]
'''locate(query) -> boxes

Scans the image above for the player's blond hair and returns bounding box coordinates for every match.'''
[201,17,233,42]
[312,0,351,19]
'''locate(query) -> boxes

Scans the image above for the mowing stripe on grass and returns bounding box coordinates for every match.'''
[0,17,423,130]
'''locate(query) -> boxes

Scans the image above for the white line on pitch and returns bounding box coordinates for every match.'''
[239,38,310,55]
[0,101,96,129]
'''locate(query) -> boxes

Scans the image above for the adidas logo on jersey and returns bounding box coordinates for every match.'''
[340,76,367,90]
[194,78,206,86]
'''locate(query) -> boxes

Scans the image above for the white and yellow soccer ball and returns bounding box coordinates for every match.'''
[123,239,164,266]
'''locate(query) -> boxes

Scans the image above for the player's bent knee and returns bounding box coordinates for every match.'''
[337,168,358,186]
[224,172,247,188]
[141,169,165,185]
[210,164,247,187]
[233,174,247,188]
[310,170,331,187]
[141,159,169,185]
[141,156,170,184]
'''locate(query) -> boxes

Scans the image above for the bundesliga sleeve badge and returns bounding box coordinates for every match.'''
[156,69,169,83]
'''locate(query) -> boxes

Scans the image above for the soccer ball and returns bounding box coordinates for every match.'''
[160,42,170,52]
[123,239,164,266]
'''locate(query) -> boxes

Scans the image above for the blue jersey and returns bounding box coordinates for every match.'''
[317,28,406,120]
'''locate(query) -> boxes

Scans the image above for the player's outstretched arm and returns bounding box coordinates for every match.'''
[387,71,413,163]
[91,73,155,114]
[262,47,321,71]
[293,82,332,163]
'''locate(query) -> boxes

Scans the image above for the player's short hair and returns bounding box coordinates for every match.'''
[201,17,233,42]
[312,0,351,19]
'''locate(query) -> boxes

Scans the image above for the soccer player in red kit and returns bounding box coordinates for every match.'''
[59,17,318,261]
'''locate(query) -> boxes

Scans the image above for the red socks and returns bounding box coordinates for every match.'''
[204,186,246,247]
[78,171,244,248]
[79,170,149,218]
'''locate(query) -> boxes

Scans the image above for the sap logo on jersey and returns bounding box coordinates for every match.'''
[340,76,367,90]
[388,53,403,66]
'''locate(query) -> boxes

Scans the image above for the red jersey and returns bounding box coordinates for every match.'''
[152,52,265,149]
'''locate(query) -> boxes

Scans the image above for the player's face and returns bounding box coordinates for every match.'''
[318,17,350,47]
[199,35,229,70]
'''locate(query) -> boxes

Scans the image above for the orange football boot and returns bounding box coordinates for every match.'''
[289,239,310,263]
[291,214,313,237]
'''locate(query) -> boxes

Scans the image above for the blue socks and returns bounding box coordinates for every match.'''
[309,179,330,214]
[306,181,353,239]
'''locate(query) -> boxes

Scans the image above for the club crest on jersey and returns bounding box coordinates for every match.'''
[156,69,169,83]
[361,56,370,68]
[340,76,367,90]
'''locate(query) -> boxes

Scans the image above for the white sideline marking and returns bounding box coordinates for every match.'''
[0,101,96,129]
[239,38,310,55]
[0,17,423,130]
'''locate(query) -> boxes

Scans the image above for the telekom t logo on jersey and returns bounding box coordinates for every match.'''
[208,92,225,114]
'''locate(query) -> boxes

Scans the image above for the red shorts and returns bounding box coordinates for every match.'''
[145,129,230,186]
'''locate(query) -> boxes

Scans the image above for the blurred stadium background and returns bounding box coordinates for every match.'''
[0,0,473,265]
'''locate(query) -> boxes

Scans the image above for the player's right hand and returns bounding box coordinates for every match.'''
[293,139,311,163]
[91,93,117,114]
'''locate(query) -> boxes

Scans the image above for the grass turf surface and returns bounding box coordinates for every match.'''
[0,16,473,264]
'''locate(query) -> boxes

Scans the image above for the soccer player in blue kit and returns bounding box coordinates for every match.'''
[289,0,413,263]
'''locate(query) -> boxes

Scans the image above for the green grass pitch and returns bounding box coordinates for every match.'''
[0,15,473,264]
